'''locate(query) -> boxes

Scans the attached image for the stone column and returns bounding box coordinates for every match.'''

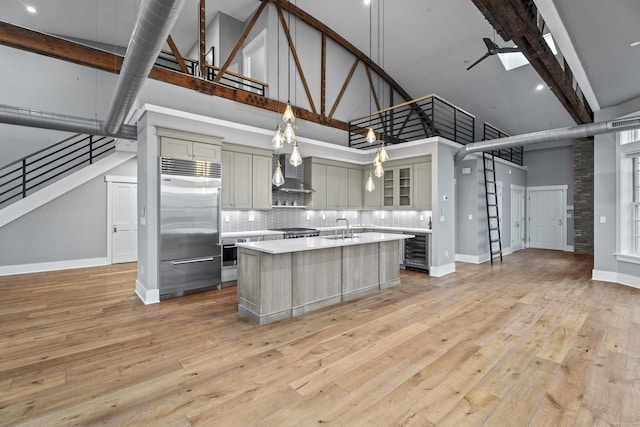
[573,137,594,254]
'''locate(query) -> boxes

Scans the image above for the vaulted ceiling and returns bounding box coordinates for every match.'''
[2,0,639,143]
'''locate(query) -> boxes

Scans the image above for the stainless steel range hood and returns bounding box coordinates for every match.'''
[272,154,315,193]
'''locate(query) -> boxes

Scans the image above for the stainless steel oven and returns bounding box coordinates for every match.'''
[221,236,262,283]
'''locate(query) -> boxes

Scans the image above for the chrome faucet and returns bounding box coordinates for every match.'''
[336,218,351,238]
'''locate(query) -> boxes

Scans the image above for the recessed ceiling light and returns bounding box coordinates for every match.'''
[26,5,36,13]
[630,41,640,47]
[536,84,545,91]
[364,0,371,4]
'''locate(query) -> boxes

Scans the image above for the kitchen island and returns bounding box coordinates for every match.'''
[235,232,412,324]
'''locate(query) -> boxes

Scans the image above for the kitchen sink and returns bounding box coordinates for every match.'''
[323,234,360,240]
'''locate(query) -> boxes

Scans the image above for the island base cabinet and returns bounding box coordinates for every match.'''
[379,241,401,289]
[292,248,342,316]
[237,248,292,325]
[342,244,380,301]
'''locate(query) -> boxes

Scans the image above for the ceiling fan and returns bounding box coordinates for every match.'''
[466,38,520,70]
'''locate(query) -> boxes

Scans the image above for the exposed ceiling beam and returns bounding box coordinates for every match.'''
[469,0,592,124]
[166,35,188,74]
[0,22,350,132]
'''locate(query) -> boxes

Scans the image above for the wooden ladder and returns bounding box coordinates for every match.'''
[483,152,503,264]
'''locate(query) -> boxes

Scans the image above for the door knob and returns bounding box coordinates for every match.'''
[113,225,118,233]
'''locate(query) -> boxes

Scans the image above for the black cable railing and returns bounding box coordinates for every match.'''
[349,94,475,149]
[0,134,116,207]
[155,50,268,97]
[483,122,524,166]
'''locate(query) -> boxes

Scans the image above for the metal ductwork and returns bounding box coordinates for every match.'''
[104,0,186,135]
[454,116,640,164]
[0,104,137,140]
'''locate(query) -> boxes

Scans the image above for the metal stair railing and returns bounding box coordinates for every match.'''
[483,122,524,166]
[0,134,116,208]
[483,151,503,264]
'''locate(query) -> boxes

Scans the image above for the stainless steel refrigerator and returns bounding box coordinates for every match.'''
[159,157,222,299]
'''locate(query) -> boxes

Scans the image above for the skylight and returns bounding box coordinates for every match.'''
[498,33,558,71]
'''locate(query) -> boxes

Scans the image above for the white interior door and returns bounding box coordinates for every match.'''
[112,182,137,263]
[528,187,564,250]
[511,186,525,251]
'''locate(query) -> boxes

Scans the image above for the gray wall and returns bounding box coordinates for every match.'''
[455,155,527,259]
[0,158,137,266]
[594,95,640,277]
[524,144,574,246]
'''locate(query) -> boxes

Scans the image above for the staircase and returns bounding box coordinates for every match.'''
[482,151,503,264]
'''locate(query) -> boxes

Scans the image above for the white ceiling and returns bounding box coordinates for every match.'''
[2,0,639,139]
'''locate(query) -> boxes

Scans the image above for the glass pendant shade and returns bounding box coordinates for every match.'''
[379,143,389,162]
[272,125,284,149]
[366,127,376,143]
[283,103,296,124]
[374,161,384,178]
[365,171,375,192]
[272,160,285,186]
[289,141,302,167]
[283,122,296,144]
[374,149,382,165]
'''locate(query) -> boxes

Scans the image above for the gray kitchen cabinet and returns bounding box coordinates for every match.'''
[363,170,382,209]
[348,168,363,209]
[326,166,348,209]
[413,161,432,210]
[222,146,272,210]
[252,155,272,209]
[158,128,222,163]
[304,160,327,209]
[383,165,413,209]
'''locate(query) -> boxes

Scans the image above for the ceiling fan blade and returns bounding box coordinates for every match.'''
[483,37,498,51]
[466,53,491,70]
[497,46,520,53]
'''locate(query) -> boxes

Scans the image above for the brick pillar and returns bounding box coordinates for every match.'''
[573,137,594,254]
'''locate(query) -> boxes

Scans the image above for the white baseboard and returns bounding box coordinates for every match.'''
[455,253,488,264]
[430,262,456,277]
[136,279,160,305]
[592,269,640,290]
[565,245,574,252]
[0,257,107,277]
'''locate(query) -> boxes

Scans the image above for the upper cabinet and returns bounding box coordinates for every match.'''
[364,156,432,210]
[157,128,222,163]
[222,145,272,210]
[304,158,362,210]
[413,161,432,210]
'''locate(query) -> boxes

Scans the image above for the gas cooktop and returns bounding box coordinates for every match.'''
[269,227,320,239]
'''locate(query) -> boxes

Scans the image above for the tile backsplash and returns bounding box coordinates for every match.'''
[221,208,433,232]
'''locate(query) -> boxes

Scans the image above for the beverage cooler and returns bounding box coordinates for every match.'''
[403,232,430,273]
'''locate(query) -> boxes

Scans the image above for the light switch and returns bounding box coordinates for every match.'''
[461,167,471,175]
[599,216,606,224]
[468,214,473,220]
[440,215,445,222]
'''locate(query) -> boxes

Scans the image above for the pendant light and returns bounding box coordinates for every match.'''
[365,1,375,144]
[290,140,302,167]
[365,171,375,192]
[272,11,285,186]
[283,0,297,146]
[272,125,284,150]
[374,159,384,178]
[379,141,389,162]
[272,159,285,186]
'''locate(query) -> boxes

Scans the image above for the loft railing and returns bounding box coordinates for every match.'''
[348,94,475,149]
[156,50,269,97]
[0,134,116,207]
[483,122,523,166]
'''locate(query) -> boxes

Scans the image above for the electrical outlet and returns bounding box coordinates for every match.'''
[306,214,310,220]
[468,214,473,220]
[322,214,325,220]
[225,215,230,223]
[248,214,255,222]
[445,250,449,257]
[419,215,424,221]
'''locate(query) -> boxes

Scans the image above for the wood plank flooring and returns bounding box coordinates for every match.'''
[1,249,639,426]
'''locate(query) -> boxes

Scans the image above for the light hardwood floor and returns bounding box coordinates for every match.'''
[1,249,639,426]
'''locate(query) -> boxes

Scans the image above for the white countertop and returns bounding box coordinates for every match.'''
[221,230,285,238]
[317,225,432,234]
[235,232,413,254]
